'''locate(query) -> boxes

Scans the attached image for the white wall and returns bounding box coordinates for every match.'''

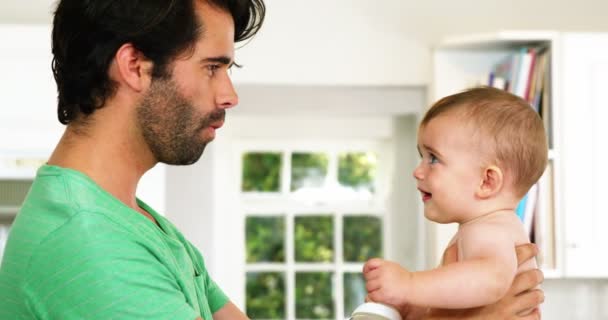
[0,25,62,153]
[230,0,430,86]
[543,279,608,320]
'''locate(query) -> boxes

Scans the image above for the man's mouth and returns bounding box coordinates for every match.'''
[209,121,224,130]
[200,109,226,132]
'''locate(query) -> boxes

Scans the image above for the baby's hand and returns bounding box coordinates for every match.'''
[363,258,412,307]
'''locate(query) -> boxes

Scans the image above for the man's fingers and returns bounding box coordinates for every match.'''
[515,243,538,266]
[518,308,541,320]
[509,269,544,295]
[510,289,545,314]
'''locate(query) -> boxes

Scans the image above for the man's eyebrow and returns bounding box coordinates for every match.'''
[200,56,240,68]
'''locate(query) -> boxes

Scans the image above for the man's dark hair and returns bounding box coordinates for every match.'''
[51,0,265,124]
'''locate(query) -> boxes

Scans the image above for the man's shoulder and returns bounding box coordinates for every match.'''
[16,165,160,250]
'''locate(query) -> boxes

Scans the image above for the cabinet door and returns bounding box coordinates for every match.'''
[561,33,608,277]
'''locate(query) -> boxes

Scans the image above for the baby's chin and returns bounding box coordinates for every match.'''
[424,208,458,224]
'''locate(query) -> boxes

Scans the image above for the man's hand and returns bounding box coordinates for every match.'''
[424,243,545,320]
[363,258,413,307]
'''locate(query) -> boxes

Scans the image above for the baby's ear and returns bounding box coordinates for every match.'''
[476,165,504,199]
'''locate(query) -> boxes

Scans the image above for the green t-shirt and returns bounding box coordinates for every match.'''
[0,165,228,319]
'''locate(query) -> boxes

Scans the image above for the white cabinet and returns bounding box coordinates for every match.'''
[561,33,608,278]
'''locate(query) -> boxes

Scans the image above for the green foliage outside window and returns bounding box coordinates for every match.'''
[295,272,334,319]
[242,152,282,192]
[338,152,377,192]
[242,150,384,319]
[246,216,285,263]
[344,273,366,317]
[294,216,334,262]
[343,216,382,262]
[246,272,286,319]
[291,152,329,191]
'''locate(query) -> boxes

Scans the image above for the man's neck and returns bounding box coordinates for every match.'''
[47,124,156,216]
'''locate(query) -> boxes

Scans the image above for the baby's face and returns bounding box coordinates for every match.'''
[413,114,485,223]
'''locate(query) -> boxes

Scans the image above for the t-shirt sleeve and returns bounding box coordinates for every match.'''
[190,242,229,314]
[22,215,199,320]
[203,267,229,313]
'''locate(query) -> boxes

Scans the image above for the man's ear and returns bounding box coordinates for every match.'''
[476,165,504,199]
[111,43,154,92]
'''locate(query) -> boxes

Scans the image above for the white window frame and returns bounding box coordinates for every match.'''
[236,138,392,320]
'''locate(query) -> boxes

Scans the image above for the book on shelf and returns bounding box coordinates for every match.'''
[535,161,556,269]
[488,46,550,114]
[521,183,538,237]
[515,192,528,221]
[540,53,553,147]
[514,171,555,270]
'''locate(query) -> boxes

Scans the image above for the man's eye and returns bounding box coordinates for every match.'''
[207,64,220,76]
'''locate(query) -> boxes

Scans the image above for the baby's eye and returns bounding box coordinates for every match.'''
[429,154,438,164]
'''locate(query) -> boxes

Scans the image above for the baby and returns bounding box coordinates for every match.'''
[364,87,547,313]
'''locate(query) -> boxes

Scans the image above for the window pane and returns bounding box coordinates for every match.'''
[343,215,382,262]
[344,273,366,318]
[242,152,282,192]
[338,152,377,193]
[294,216,334,262]
[291,152,329,192]
[246,272,286,319]
[246,216,285,263]
[295,272,334,319]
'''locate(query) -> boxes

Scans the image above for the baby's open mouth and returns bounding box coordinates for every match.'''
[418,189,432,202]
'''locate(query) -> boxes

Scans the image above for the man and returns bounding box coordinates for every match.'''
[0,0,543,319]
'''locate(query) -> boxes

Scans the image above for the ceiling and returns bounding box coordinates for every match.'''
[3,0,608,44]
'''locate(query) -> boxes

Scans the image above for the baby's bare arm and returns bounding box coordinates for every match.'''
[422,222,518,308]
[423,244,544,320]
[365,222,518,309]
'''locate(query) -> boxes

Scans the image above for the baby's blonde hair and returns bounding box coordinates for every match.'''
[421,87,548,198]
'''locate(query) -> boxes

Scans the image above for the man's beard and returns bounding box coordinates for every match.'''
[136,77,225,165]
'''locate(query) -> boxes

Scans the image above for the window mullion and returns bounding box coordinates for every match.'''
[335,211,344,320]
[286,210,295,320]
[282,149,291,195]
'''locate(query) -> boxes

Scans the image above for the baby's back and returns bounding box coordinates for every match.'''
[456,211,537,274]
[503,213,538,273]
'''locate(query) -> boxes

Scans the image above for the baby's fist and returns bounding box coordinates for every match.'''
[363,258,412,306]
